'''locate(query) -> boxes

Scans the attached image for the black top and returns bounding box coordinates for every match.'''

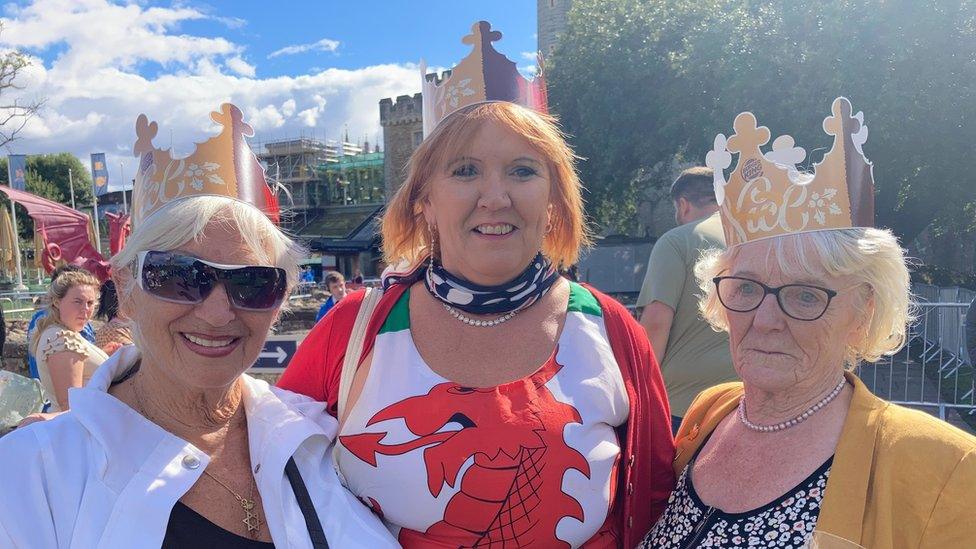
[162,501,275,549]
[639,455,833,549]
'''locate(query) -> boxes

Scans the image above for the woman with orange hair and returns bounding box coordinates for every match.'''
[278,21,675,548]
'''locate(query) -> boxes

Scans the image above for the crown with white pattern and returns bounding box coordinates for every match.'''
[421,21,547,136]
[706,97,875,247]
[132,103,280,226]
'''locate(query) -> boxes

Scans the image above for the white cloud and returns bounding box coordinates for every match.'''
[225,56,256,77]
[521,51,537,61]
[268,37,340,59]
[0,0,418,191]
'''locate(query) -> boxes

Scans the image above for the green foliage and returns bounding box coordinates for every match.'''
[548,0,976,243]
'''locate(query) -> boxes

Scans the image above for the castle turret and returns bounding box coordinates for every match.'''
[379,93,423,199]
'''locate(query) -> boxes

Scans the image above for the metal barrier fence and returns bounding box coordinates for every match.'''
[855,284,974,420]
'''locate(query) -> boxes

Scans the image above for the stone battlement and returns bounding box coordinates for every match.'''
[380,93,423,126]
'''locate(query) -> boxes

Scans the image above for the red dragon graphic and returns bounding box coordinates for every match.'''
[340,356,591,548]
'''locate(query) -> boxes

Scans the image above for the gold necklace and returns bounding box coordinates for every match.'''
[130,377,263,538]
[202,468,263,538]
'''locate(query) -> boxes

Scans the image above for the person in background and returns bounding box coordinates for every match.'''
[26,265,97,379]
[301,265,315,283]
[29,269,107,411]
[315,270,348,322]
[94,280,133,354]
[638,167,734,434]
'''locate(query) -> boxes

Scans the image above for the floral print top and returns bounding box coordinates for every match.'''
[639,456,832,548]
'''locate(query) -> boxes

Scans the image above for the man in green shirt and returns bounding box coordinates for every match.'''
[638,167,735,434]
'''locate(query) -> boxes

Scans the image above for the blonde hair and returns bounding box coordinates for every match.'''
[694,228,916,366]
[30,270,101,354]
[111,195,306,307]
[381,102,591,269]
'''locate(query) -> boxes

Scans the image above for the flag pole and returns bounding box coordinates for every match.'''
[119,161,128,214]
[8,200,27,291]
[92,193,102,254]
[68,168,76,209]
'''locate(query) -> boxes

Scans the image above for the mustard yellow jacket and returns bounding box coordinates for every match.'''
[673,372,976,548]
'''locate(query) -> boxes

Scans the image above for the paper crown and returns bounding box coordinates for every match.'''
[421,21,547,136]
[706,97,875,247]
[132,103,279,226]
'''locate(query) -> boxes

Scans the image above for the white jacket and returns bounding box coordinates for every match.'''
[0,345,399,548]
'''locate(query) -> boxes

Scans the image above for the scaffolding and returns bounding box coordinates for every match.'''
[318,151,385,205]
[253,137,329,217]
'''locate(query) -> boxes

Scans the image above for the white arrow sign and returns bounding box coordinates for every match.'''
[258,346,288,364]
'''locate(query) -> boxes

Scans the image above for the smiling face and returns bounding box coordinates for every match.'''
[724,238,870,393]
[422,121,552,285]
[120,220,280,389]
[55,284,99,332]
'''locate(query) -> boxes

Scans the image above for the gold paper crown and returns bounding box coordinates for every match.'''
[421,21,547,136]
[132,103,279,226]
[706,97,875,247]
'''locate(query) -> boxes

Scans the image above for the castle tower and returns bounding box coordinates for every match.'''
[379,93,423,200]
[538,0,572,57]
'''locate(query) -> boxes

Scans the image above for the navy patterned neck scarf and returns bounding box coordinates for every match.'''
[421,252,560,315]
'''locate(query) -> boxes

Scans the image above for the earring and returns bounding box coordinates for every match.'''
[545,219,554,235]
[428,224,439,260]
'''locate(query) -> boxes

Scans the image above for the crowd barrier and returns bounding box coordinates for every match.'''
[856,284,975,419]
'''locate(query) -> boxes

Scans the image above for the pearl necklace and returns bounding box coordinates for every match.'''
[738,378,847,433]
[443,302,519,327]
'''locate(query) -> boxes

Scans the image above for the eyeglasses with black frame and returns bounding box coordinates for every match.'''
[712,276,838,321]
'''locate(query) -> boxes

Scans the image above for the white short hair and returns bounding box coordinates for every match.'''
[694,228,916,365]
[112,196,306,300]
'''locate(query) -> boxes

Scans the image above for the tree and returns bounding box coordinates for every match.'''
[0,23,43,149]
[548,0,976,248]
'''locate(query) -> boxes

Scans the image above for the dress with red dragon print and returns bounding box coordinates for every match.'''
[334,283,630,548]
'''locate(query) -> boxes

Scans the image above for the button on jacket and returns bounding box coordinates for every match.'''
[0,345,398,548]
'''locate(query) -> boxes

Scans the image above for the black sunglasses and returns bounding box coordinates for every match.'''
[712,276,838,321]
[137,250,288,311]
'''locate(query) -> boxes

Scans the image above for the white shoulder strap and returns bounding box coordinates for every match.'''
[337,287,382,423]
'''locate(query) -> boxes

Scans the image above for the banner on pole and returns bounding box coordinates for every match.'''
[90,153,109,197]
[7,154,27,191]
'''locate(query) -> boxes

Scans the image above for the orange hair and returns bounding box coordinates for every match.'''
[381,102,590,269]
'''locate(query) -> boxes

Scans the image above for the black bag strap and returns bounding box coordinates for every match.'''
[285,457,330,549]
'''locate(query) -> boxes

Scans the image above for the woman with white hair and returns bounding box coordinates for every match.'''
[0,104,397,548]
[641,98,976,548]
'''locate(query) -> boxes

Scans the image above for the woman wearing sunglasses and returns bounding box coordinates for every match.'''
[0,105,397,548]
[641,98,976,548]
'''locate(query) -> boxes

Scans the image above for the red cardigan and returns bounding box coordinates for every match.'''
[278,282,676,547]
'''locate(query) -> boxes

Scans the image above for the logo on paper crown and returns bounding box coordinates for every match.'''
[131,103,280,226]
[706,97,875,247]
[421,21,547,136]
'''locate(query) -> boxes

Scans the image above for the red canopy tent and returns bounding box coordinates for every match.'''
[0,186,110,282]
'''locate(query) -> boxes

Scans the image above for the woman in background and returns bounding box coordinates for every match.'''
[30,269,107,411]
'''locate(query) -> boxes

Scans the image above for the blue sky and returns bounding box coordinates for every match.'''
[0,0,539,189]
[181,1,539,77]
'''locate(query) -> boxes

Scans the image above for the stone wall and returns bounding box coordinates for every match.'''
[380,93,423,199]
[538,0,573,57]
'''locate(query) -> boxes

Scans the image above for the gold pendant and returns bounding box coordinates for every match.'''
[241,498,261,534]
